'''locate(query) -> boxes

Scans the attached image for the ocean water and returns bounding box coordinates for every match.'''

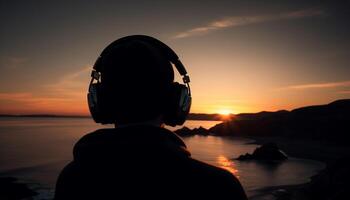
[0,117,324,198]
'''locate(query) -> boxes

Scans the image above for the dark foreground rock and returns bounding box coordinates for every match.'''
[0,177,37,200]
[304,156,350,200]
[237,143,288,161]
[175,126,210,137]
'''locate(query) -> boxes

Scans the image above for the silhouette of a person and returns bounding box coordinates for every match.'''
[54,35,247,200]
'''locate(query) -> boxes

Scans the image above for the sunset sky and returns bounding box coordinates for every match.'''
[0,0,349,115]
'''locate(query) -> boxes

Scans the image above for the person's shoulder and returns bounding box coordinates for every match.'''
[80,128,115,139]
[76,128,117,144]
[55,161,79,199]
[72,128,115,155]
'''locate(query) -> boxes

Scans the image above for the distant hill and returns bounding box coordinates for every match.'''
[0,114,90,118]
[209,99,350,143]
[0,113,229,121]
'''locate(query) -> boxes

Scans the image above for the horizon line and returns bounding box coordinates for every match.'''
[1,98,348,118]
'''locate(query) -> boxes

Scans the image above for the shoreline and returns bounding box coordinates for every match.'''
[242,136,350,200]
[246,136,350,164]
[249,183,309,200]
[0,177,38,200]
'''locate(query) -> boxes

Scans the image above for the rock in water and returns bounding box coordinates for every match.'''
[175,126,210,137]
[192,126,210,136]
[237,143,288,161]
[174,126,195,137]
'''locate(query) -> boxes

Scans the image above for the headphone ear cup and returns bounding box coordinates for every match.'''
[88,82,114,124]
[87,83,101,122]
[163,82,191,126]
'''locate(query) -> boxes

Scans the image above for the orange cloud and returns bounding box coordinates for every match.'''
[174,8,324,38]
[0,92,32,99]
[0,92,88,115]
[285,80,350,90]
[338,90,350,94]
[0,66,91,115]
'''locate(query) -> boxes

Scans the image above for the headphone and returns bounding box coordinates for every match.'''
[87,35,192,126]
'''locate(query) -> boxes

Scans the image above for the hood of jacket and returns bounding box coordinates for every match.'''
[72,125,191,164]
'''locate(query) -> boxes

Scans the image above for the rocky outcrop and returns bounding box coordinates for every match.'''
[175,126,210,137]
[304,156,350,200]
[237,143,288,161]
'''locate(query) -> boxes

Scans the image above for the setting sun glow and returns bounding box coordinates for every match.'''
[217,109,233,116]
[217,155,239,177]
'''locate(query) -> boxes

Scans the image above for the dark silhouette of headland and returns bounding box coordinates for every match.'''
[177,99,350,143]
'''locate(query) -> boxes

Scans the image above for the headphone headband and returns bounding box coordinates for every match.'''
[93,35,189,81]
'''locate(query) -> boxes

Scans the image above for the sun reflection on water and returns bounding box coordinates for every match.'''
[217,155,239,178]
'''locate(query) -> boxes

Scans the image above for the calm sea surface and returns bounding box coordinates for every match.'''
[0,117,324,198]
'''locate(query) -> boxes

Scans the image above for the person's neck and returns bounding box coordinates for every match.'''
[115,118,164,128]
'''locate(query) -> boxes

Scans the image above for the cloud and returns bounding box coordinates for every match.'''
[174,8,324,39]
[0,92,72,109]
[0,92,32,99]
[284,80,350,90]
[0,90,88,115]
[0,66,92,115]
[0,56,28,69]
[44,66,90,97]
[337,90,350,94]
[0,91,87,115]
[0,92,72,103]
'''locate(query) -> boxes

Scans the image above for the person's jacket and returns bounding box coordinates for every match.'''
[55,125,247,199]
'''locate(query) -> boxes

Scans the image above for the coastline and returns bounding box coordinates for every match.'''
[249,183,309,200]
[244,136,350,200]
[246,136,350,164]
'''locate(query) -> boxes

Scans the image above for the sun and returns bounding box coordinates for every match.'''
[217,109,232,116]
[217,109,235,120]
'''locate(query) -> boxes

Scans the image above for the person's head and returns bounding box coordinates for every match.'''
[87,35,191,126]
